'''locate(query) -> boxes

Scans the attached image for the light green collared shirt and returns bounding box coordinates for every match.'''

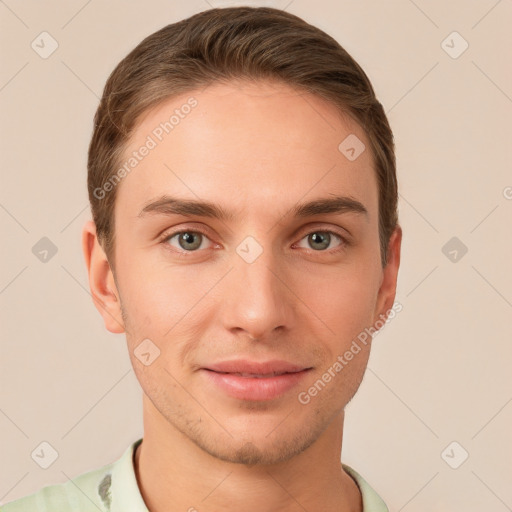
[2,438,388,511]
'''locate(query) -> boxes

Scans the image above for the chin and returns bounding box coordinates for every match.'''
[188,420,325,467]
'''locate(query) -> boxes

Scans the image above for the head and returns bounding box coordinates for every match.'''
[83,6,401,466]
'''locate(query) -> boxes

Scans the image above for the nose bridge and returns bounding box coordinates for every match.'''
[221,239,292,339]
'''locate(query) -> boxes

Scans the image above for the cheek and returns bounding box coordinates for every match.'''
[117,253,219,363]
[293,263,380,341]
[118,250,200,315]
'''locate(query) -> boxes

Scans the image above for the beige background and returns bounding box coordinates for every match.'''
[1,0,511,510]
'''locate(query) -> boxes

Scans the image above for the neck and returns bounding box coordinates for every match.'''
[134,397,362,512]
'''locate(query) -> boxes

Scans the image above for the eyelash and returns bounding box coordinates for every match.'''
[158,226,350,257]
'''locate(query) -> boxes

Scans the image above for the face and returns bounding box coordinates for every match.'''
[85,80,401,466]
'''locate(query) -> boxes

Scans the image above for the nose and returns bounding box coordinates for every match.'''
[219,246,294,342]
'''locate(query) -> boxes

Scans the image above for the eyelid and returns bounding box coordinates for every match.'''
[157,222,213,239]
[158,225,216,247]
[158,222,352,254]
[295,222,352,241]
[292,228,350,253]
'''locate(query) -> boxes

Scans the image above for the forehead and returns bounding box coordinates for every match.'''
[116,80,378,223]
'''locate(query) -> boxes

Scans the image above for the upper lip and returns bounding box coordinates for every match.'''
[203,359,311,375]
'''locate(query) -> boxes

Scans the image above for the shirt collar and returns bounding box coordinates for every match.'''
[109,438,148,512]
[343,463,389,511]
[106,439,387,512]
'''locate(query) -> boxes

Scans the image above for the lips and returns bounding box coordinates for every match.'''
[201,359,312,401]
[204,359,309,375]
[216,372,289,378]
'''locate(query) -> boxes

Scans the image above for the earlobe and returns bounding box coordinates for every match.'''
[82,220,125,334]
[374,225,402,325]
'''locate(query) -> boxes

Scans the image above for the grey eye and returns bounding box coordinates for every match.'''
[179,232,202,250]
[308,232,331,250]
[295,231,344,252]
[166,231,209,251]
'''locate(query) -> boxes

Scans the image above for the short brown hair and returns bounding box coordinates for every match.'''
[87,6,398,267]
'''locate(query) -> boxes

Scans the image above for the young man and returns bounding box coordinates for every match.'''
[3,6,401,512]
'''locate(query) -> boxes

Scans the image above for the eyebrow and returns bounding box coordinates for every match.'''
[138,194,368,221]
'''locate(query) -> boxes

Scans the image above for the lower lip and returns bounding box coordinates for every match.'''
[201,369,311,401]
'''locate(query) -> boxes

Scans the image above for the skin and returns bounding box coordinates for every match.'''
[83,79,401,512]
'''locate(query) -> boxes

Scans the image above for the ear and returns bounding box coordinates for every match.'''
[82,220,125,333]
[373,225,402,325]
